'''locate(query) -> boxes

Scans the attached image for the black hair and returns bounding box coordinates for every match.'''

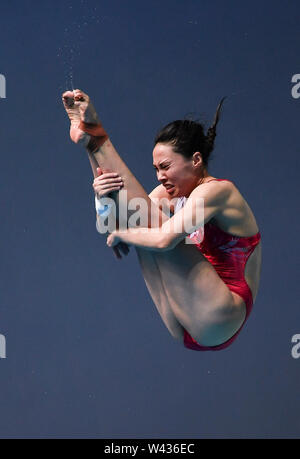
[154,97,226,168]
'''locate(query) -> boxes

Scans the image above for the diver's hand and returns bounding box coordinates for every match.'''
[107,231,121,248]
[93,168,123,198]
[107,232,130,260]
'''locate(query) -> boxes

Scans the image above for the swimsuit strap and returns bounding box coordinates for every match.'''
[205,178,232,183]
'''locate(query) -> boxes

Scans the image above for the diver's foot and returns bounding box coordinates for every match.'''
[62,89,101,147]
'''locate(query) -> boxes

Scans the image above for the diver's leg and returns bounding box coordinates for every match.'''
[136,248,184,341]
[62,89,167,227]
[87,151,99,178]
[151,240,247,347]
[62,92,182,338]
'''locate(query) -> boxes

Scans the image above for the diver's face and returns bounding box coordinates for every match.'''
[152,143,199,197]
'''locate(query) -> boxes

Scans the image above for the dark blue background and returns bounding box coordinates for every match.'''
[0,0,299,438]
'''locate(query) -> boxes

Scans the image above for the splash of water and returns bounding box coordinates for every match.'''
[57,1,102,91]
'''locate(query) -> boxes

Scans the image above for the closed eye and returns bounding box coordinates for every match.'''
[153,163,170,172]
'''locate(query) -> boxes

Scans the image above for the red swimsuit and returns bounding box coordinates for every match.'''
[181,179,261,351]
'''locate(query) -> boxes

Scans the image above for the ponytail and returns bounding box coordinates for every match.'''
[206,96,227,155]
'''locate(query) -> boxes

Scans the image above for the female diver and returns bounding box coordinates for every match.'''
[62,89,262,351]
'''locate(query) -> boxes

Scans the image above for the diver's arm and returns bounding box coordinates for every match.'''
[107,181,231,251]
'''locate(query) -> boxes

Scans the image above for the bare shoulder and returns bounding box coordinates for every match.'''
[198,179,260,236]
[148,184,171,200]
[189,179,233,204]
[149,184,177,215]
